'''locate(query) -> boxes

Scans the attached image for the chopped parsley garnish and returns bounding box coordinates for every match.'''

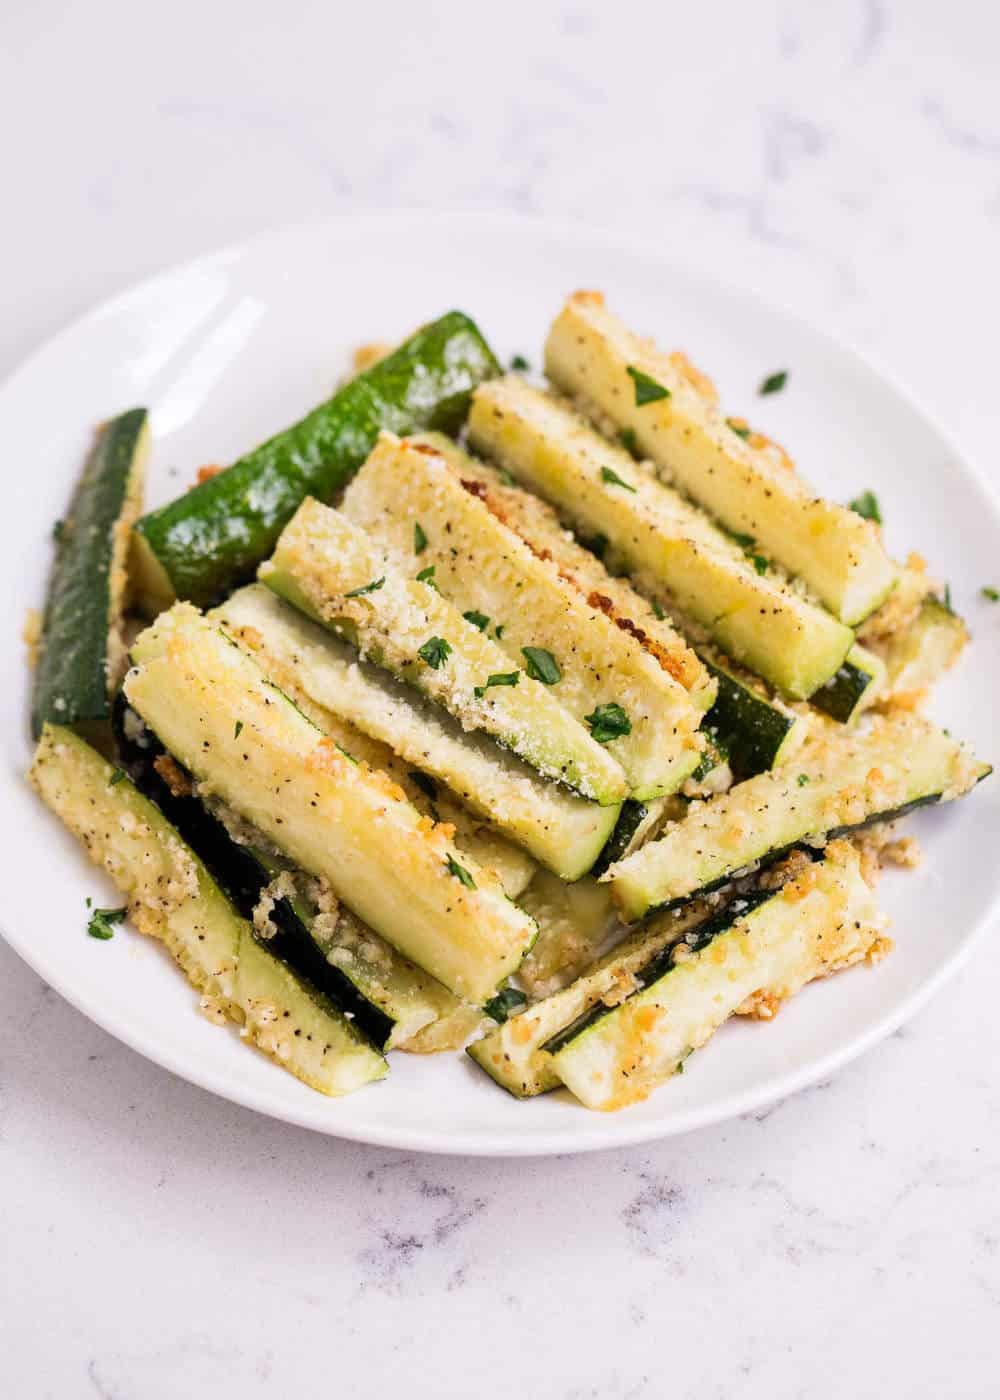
[758,370,788,396]
[797,773,810,787]
[414,521,428,554]
[584,702,631,744]
[87,905,127,941]
[474,671,519,697]
[600,465,637,493]
[510,353,530,371]
[418,636,452,669]
[981,586,999,602]
[497,467,516,487]
[234,720,243,739]
[726,418,751,441]
[345,576,385,598]
[494,624,505,639]
[943,583,954,613]
[521,646,561,685]
[626,365,671,406]
[408,770,438,801]
[415,564,438,591]
[484,987,528,1023]
[619,427,640,458]
[651,599,666,621]
[726,528,768,574]
[445,855,476,889]
[848,490,882,525]
[463,609,490,631]
[52,518,65,542]
[108,769,127,787]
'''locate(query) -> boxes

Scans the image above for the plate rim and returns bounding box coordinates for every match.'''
[2,208,998,1157]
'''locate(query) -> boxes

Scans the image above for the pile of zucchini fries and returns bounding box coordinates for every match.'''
[29,293,990,1112]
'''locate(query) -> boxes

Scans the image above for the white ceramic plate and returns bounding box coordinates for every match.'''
[2,213,998,1156]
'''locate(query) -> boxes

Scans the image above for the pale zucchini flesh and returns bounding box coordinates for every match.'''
[221,850,461,1053]
[543,293,898,626]
[260,497,627,805]
[414,432,716,710]
[607,712,991,921]
[516,868,619,1000]
[208,596,534,900]
[468,900,711,1097]
[110,693,456,1050]
[30,725,386,1096]
[879,597,969,699]
[339,433,703,800]
[214,584,617,880]
[234,926,389,1095]
[31,721,239,1008]
[125,604,537,1003]
[468,377,854,698]
[551,844,885,1110]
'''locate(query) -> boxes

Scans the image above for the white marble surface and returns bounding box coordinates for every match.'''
[2,1,999,1395]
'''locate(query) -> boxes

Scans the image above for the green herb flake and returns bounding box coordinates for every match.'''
[474,671,519,697]
[758,370,788,396]
[943,583,954,613]
[751,554,769,575]
[797,774,810,787]
[619,427,640,458]
[463,610,490,631]
[484,987,528,1023]
[584,702,632,744]
[52,518,65,542]
[651,599,667,621]
[521,646,561,685]
[345,576,386,598]
[726,418,751,441]
[415,565,439,591]
[108,769,127,788]
[494,624,505,640]
[626,365,671,406]
[510,353,530,371]
[497,467,516,487]
[418,636,452,669]
[87,905,127,941]
[414,522,428,554]
[408,770,438,801]
[981,586,999,602]
[600,465,637,493]
[445,854,477,889]
[848,490,882,525]
[234,720,243,740]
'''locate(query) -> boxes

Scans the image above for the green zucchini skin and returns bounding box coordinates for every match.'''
[132,313,500,608]
[592,800,650,878]
[112,697,395,1049]
[701,657,801,781]
[31,409,148,739]
[811,645,885,724]
[543,890,775,1055]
